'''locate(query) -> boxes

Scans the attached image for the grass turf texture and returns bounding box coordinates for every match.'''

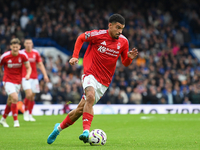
[0,114,199,150]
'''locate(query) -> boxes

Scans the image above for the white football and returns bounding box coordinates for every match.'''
[88,129,107,146]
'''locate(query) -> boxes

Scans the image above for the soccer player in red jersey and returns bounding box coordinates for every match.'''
[21,39,49,122]
[47,14,138,144]
[0,38,32,127]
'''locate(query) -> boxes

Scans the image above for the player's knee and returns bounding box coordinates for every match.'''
[7,99,12,106]
[11,95,18,103]
[26,91,32,100]
[86,94,95,104]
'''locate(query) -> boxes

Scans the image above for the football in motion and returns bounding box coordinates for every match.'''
[89,129,107,146]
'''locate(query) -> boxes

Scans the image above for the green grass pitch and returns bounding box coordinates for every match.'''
[0,114,200,150]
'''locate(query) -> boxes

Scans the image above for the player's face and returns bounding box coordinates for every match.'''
[10,44,21,56]
[24,40,33,51]
[109,22,125,39]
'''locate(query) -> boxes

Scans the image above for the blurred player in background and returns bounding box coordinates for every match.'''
[0,38,31,127]
[47,14,138,144]
[22,39,49,121]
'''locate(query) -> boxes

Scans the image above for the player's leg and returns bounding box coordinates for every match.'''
[10,92,20,127]
[23,89,32,121]
[28,93,36,121]
[29,79,40,121]
[79,86,95,143]
[0,97,12,127]
[0,82,21,127]
[47,98,85,144]
[79,75,108,143]
[22,78,32,121]
[59,98,86,129]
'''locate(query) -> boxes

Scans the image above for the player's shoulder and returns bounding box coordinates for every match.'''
[119,34,128,43]
[32,49,39,53]
[89,29,107,37]
[19,50,28,57]
[32,49,41,57]
[1,51,11,59]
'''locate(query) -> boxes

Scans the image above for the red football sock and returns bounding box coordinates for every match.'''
[11,103,18,121]
[28,101,35,115]
[82,112,93,131]
[24,98,30,111]
[60,115,74,129]
[3,104,11,119]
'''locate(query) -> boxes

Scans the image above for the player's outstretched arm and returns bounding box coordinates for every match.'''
[69,33,87,66]
[24,62,32,80]
[37,62,49,82]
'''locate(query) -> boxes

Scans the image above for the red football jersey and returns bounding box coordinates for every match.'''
[0,51,29,84]
[82,30,132,86]
[21,49,42,79]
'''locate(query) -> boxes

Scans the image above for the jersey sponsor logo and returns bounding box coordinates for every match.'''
[101,41,106,46]
[28,58,36,62]
[83,119,88,122]
[7,63,22,68]
[98,46,119,57]
[85,32,90,39]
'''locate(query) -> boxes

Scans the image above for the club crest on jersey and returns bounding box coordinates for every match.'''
[117,42,121,50]
[33,54,36,58]
[18,57,21,63]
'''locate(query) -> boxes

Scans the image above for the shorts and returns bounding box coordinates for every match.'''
[82,74,108,105]
[22,78,40,93]
[3,82,21,95]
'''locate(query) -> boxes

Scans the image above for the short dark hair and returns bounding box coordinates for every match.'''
[25,38,32,41]
[10,38,20,45]
[24,38,33,42]
[108,14,125,25]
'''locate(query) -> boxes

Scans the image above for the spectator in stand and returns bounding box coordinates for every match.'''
[129,88,142,104]
[40,86,52,105]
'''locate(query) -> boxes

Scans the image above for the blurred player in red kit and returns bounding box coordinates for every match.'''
[22,39,49,121]
[47,14,138,144]
[0,38,32,127]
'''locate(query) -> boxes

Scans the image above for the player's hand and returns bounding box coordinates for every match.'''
[69,58,79,65]
[128,48,138,60]
[44,75,49,82]
[25,74,30,80]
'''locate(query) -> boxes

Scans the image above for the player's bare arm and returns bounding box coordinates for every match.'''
[128,48,138,60]
[37,62,49,82]
[24,61,32,80]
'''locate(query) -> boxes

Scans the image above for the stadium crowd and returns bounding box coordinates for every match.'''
[1,0,200,105]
